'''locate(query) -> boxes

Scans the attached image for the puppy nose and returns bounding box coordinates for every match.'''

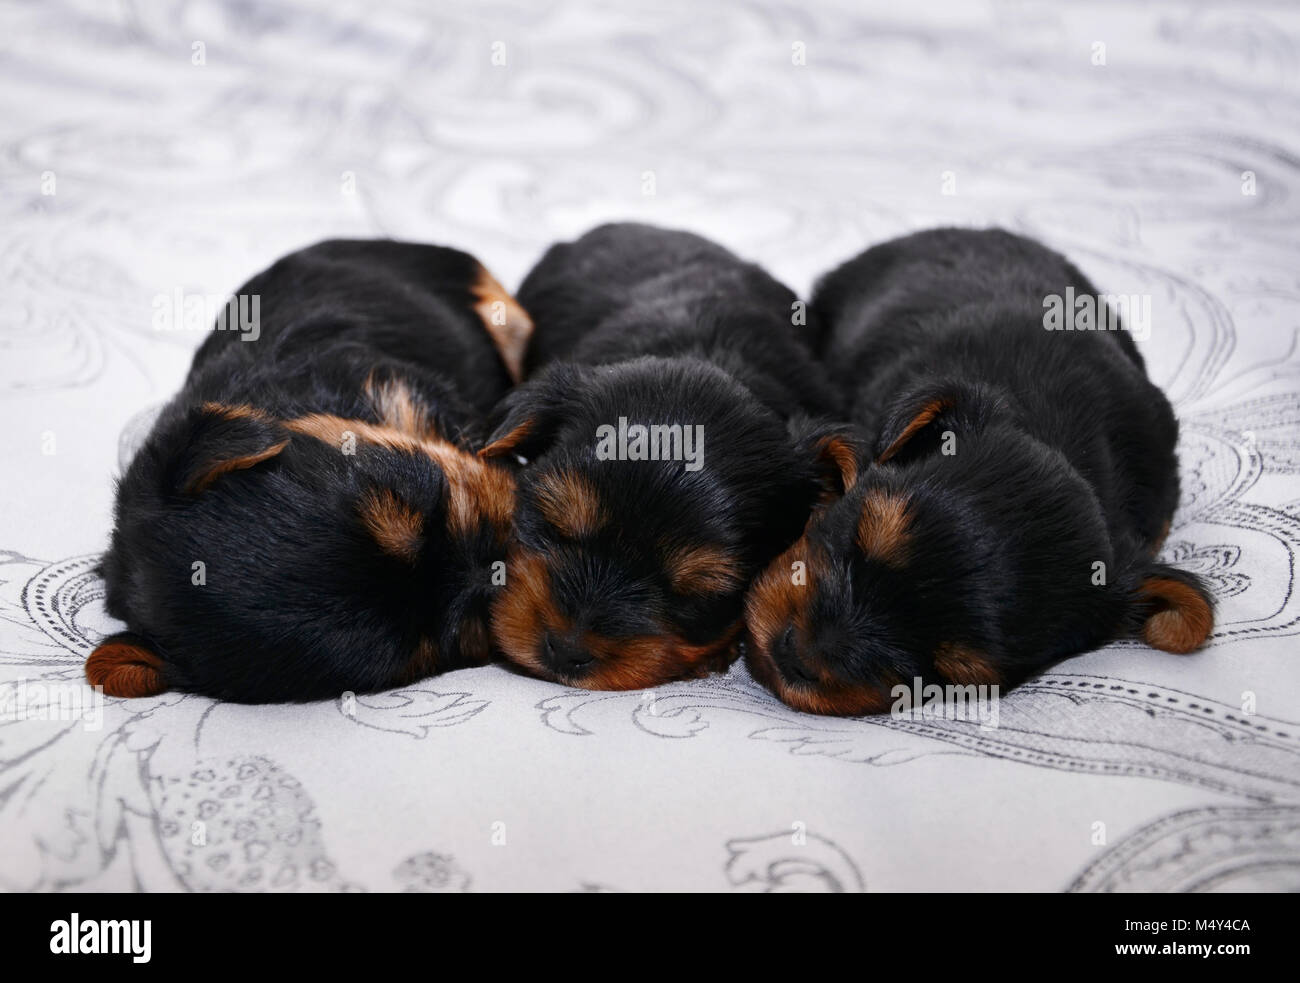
[543,631,594,674]
[772,624,817,683]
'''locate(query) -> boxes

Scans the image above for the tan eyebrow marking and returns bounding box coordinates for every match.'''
[363,374,438,439]
[855,489,913,567]
[665,544,744,595]
[533,470,607,538]
[359,488,424,563]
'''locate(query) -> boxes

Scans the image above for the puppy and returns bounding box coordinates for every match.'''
[481,222,848,690]
[87,239,531,702]
[743,227,1215,715]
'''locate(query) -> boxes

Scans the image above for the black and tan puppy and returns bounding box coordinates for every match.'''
[481,222,847,690]
[743,227,1214,715]
[87,239,531,703]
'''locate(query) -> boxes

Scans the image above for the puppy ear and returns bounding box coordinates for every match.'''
[790,417,864,503]
[1132,564,1215,654]
[471,264,534,385]
[874,380,1004,464]
[479,365,582,462]
[85,633,170,697]
[172,403,290,494]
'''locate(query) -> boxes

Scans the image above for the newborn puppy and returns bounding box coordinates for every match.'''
[87,239,531,702]
[743,227,1214,715]
[481,222,846,690]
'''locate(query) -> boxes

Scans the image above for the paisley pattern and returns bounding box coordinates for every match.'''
[2,0,1299,891]
[1069,806,1300,893]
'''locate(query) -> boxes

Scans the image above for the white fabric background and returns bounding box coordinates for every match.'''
[1,0,1297,891]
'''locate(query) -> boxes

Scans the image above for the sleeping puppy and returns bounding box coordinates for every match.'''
[87,239,531,703]
[481,222,846,690]
[743,227,1215,715]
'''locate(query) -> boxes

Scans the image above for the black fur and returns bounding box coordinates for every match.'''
[92,239,517,702]
[743,227,1215,715]
[485,222,842,689]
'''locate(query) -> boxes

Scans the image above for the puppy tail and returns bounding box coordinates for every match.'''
[1129,564,1215,654]
[86,633,172,698]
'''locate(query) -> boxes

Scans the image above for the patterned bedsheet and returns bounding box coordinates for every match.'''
[2,0,1297,891]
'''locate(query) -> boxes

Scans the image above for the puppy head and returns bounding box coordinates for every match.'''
[480,359,826,690]
[743,381,1214,716]
[93,395,514,702]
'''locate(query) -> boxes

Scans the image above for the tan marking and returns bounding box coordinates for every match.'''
[1139,576,1213,654]
[456,615,493,666]
[284,413,412,454]
[765,674,897,716]
[363,374,438,439]
[933,643,1000,686]
[85,638,169,698]
[742,528,902,716]
[572,624,741,690]
[187,403,289,491]
[472,265,533,384]
[817,433,860,500]
[284,413,515,538]
[200,401,272,422]
[878,398,952,463]
[488,549,562,676]
[400,636,440,684]
[666,543,744,595]
[533,470,607,538]
[359,488,424,563]
[856,489,912,566]
[742,534,822,666]
[479,419,533,460]
[425,437,515,539]
[186,441,289,493]
[742,629,898,717]
[489,548,740,689]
